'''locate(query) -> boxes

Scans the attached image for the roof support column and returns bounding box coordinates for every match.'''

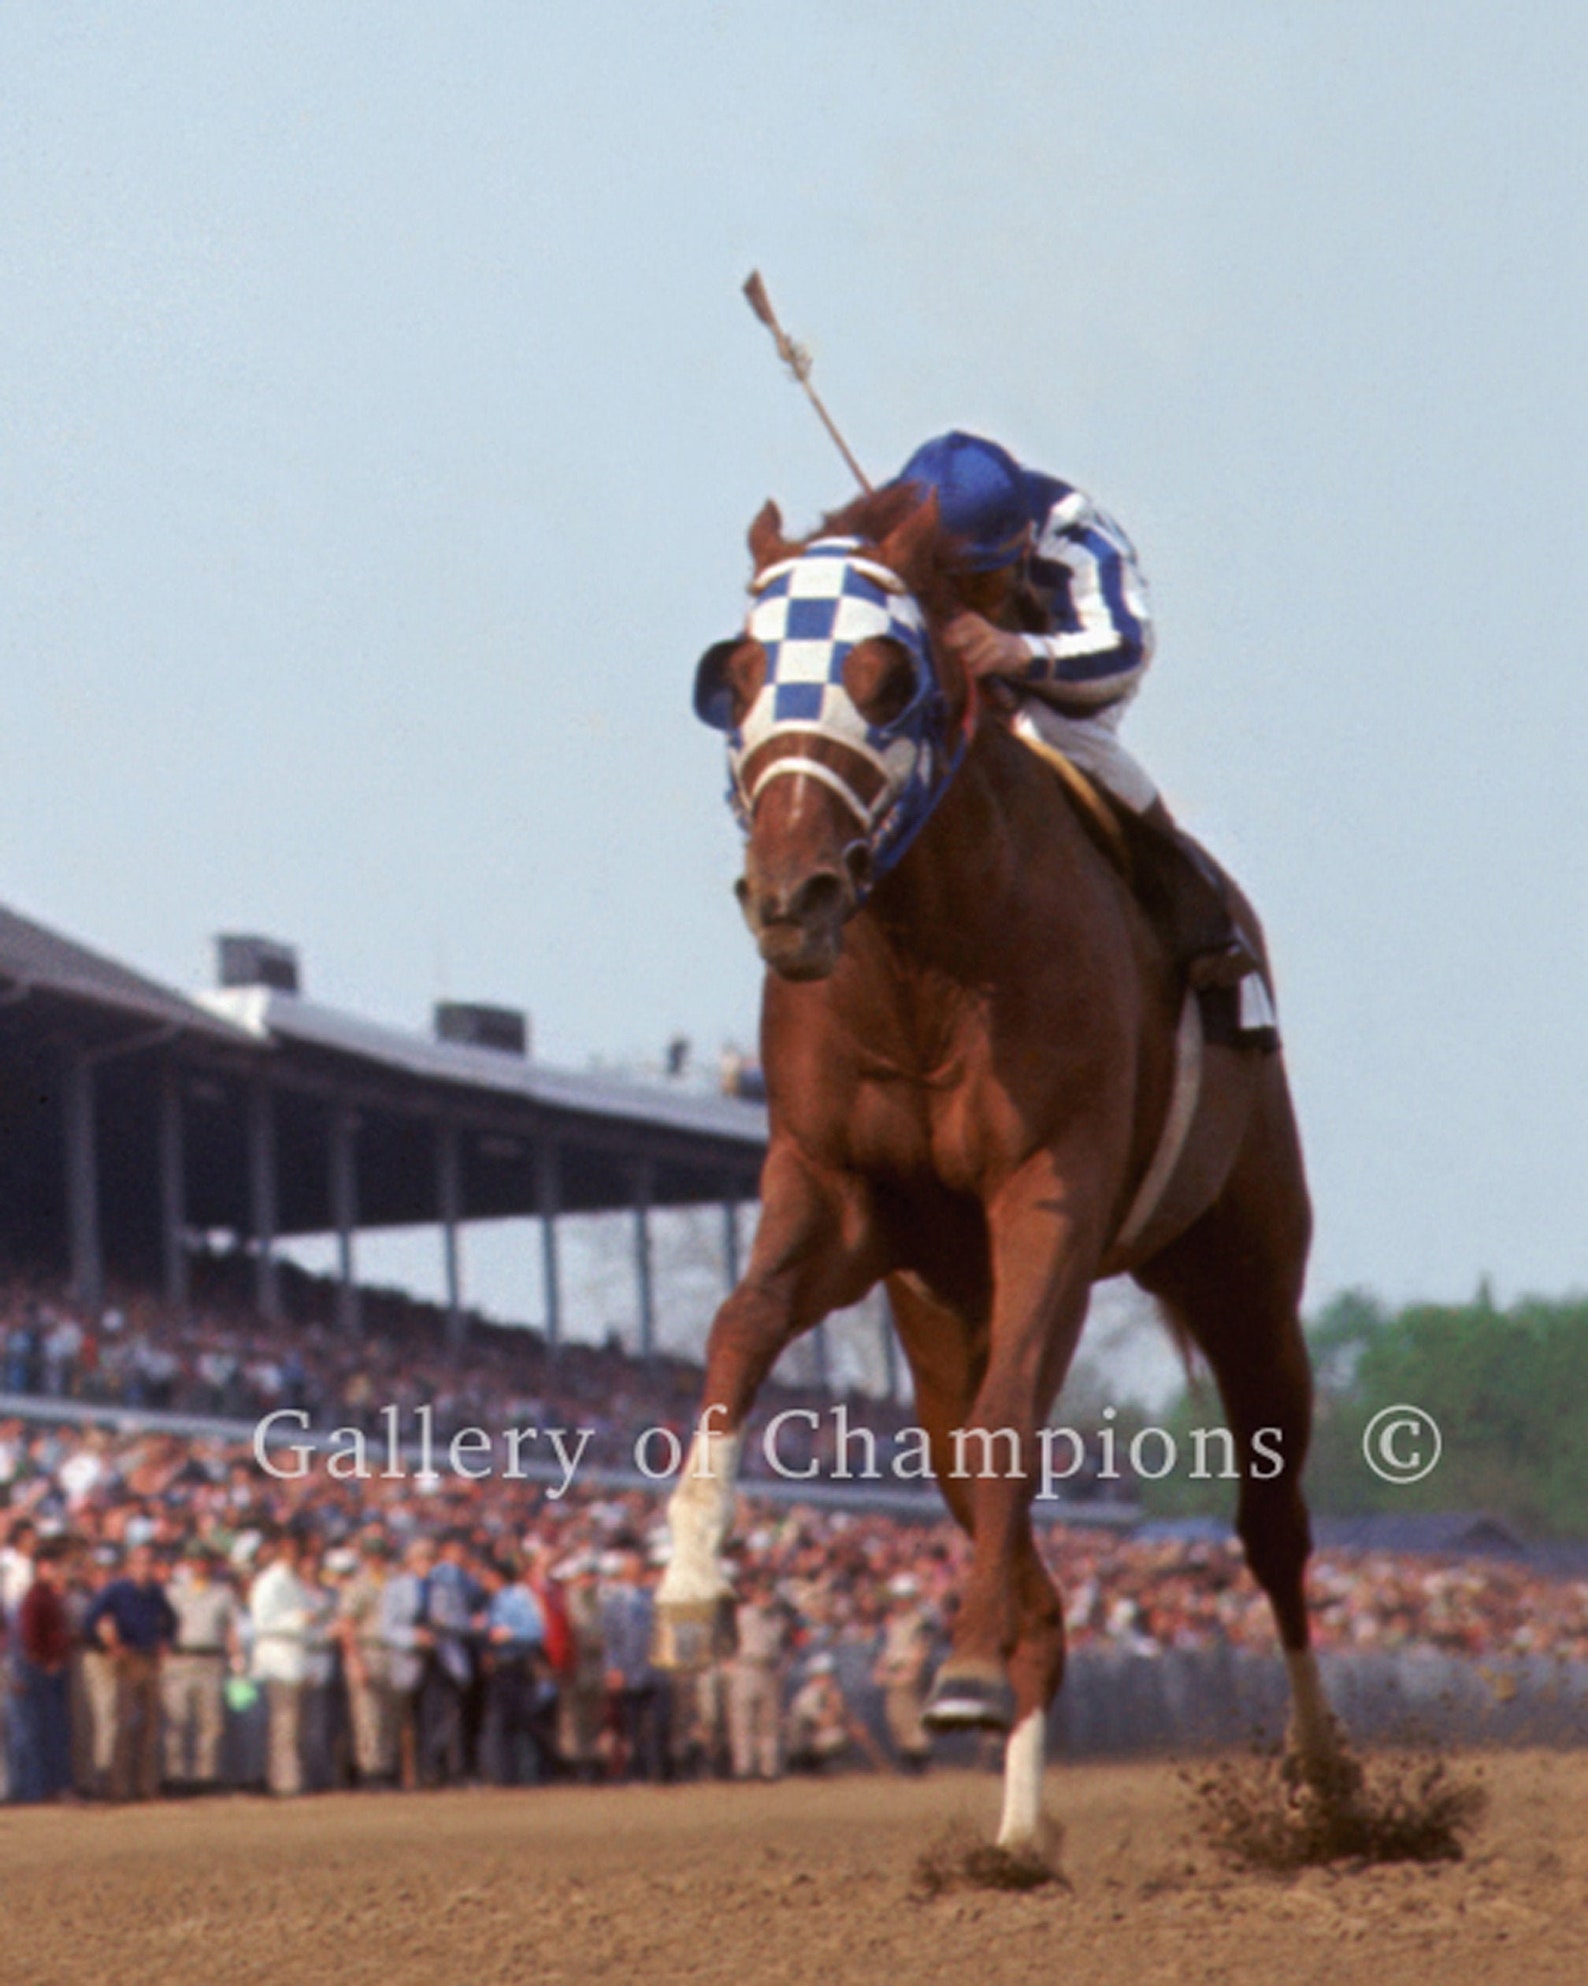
[330,1107,360,1337]
[535,1135,563,1351]
[248,1077,280,1322]
[159,1060,188,1314]
[437,1121,464,1351]
[632,1158,655,1365]
[64,1048,103,1317]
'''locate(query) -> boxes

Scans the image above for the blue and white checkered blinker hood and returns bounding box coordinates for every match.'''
[698,538,964,885]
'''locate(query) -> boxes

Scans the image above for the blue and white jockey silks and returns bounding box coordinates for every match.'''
[1017,475,1156,713]
[895,434,1154,718]
[695,536,967,885]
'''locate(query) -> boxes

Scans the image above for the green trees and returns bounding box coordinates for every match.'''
[1140,1290,1588,1538]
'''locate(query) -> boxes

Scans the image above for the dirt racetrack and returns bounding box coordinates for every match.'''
[2,1750,1584,1986]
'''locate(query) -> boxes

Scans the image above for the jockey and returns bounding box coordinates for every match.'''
[896,431,1256,988]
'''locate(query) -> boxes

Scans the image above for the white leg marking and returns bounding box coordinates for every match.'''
[1285,1648,1340,1766]
[656,1429,742,1608]
[996,1709,1048,1851]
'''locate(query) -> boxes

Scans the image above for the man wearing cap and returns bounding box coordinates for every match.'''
[337,1532,395,1786]
[72,1545,121,1796]
[786,1651,891,1776]
[556,1555,606,1783]
[417,1530,477,1787]
[895,432,1256,987]
[872,1576,933,1774]
[601,1539,665,1783]
[477,1553,546,1786]
[84,1541,177,1800]
[162,1542,242,1792]
[380,1534,437,1790]
[726,1572,791,1782]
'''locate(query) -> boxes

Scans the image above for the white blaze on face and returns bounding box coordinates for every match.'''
[656,1428,743,1608]
[997,1708,1049,1851]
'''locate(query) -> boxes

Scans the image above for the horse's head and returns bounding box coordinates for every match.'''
[694,490,970,980]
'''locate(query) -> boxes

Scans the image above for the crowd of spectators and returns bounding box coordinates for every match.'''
[5,1407,1588,1807]
[0,1267,935,1487]
[0,1418,951,1805]
[5,1268,1588,1807]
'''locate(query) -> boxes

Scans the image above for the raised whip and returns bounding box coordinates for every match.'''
[742,270,873,494]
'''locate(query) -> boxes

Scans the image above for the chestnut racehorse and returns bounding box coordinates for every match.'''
[657,487,1348,1849]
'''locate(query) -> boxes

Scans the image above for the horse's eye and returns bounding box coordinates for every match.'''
[693,640,767,730]
[843,639,915,728]
[726,643,768,722]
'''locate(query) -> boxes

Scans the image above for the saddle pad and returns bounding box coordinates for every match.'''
[1010,726,1130,873]
[1199,972,1281,1053]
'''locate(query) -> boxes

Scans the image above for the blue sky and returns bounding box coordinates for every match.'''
[2,3,1583,1325]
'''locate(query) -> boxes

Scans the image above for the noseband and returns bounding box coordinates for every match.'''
[696,537,969,895]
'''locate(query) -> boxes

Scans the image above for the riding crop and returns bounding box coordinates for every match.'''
[741,270,873,494]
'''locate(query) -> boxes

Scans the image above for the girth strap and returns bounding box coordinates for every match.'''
[1112,988,1204,1256]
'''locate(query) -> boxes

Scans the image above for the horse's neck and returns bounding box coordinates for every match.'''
[870,724,1090,963]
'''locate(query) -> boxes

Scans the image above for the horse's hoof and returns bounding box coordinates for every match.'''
[923,1666,1016,1732]
[651,1596,737,1672]
[1283,1744,1365,1805]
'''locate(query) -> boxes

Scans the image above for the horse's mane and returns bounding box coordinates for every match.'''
[742,484,981,724]
[817,485,964,626]
[819,483,922,547]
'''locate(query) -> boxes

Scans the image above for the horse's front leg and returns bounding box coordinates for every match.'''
[926,1149,1103,1738]
[655,1142,885,1648]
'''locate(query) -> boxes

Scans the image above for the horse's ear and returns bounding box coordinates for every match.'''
[876,491,941,586]
[748,500,786,572]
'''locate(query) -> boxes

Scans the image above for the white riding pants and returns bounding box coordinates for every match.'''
[1012,692,1158,816]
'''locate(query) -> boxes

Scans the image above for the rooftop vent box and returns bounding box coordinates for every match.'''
[434,1002,529,1058]
[217,935,300,995]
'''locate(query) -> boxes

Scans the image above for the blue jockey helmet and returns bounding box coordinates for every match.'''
[896,431,1032,571]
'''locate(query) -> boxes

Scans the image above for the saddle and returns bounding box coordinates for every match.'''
[1013,727,1280,1052]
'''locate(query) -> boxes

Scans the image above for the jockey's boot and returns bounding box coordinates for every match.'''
[1131,800,1261,989]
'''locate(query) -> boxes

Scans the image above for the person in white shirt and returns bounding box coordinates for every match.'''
[249,1529,311,1796]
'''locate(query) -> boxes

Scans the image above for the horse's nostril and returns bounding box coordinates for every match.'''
[843,844,874,894]
[789,871,847,925]
[733,876,751,909]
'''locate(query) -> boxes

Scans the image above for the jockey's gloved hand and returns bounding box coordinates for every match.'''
[941,612,1028,679]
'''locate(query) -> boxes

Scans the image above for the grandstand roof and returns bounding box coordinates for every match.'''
[0,903,249,1046]
[0,899,767,1298]
[201,986,767,1149]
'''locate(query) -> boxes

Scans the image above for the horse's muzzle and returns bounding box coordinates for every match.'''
[735,867,853,981]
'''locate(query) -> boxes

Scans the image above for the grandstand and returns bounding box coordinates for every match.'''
[0,901,766,1353]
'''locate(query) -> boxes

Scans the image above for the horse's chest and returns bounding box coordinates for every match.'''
[796,1063,1004,1194]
